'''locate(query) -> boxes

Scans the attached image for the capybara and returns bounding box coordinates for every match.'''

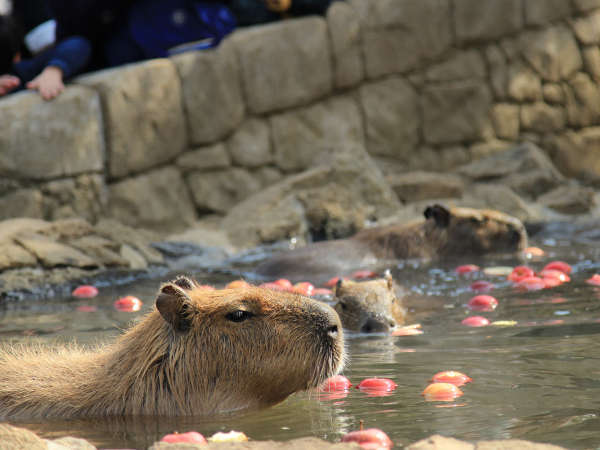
[334,272,406,333]
[255,204,528,283]
[0,276,345,419]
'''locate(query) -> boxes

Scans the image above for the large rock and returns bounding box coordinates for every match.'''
[520,103,566,133]
[0,189,44,221]
[361,0,452,78]
[424,50,486,82]
[407,434,566,450]
[537,185,597,214]
[506,62,542,102]
[519,26,583,82]
[232,17,332,114]
[76,59,186,179]
[0,87,104,180]
[186,168,262,213]
[546,127,600,180]
[463,183,534,222]
[41,174,108,223]
[222,151,400,247]
[176,143,231,172]
[454,0,523,44]
[422,80,493,144]
[361,77,419,159]
[107,167,197,231]
[327,1,364,88]
[458,142,565,198]
[524,0,572,25]
[227,118,272,168]
[171,39,244,145]
[387,171,464,203]
[572,10,600,44]
[490,103,520,140]
[564,72,600,127]
[573,0,600,12]
[485,45,508,99]
[15,234,98,269]
[582,46,600,81]
[270,95,364,172]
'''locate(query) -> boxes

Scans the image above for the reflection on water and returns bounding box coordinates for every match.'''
[2,230,600,448]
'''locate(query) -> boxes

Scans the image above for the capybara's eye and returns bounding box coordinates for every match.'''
[226,310,254,323]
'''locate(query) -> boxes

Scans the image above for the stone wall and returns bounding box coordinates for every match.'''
[2,0,600,233]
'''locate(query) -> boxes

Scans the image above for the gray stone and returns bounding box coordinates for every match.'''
[327,1,364,88]
[524,0,572,25]
[271,95,363,172]
[564,72,600,127]
[0,189,44,221]
[176,144,231,172]
[0,87,104,180]
[469,140,513,159]
[107,167,197,231]
[186,168,262,213]
[425,50,486,82]
[171,39,244,145]
[227,118,272,168]
[0,243,37,270]
[547,127,600,180]
[463,183,533,222]
[520,103,566,133]
[491,104,520,140]
[485,45,508,99]
[573,0,600,12]
[386,171,464,203]
[407,434,474,450]
[253,167,283,188]
[361,77,419,159]
[507,62,542,102]
[362,0,452,77]
[520,26,583,82]
[42,175,108,223]
[232,17,332,114]
[537,185,596,214]
[542,84,565,104]
[222,151,400,247]
[68,235,128,267]
[95,219,163,265]
[422,80,493,144]
[454,0,523,44]
[77,59,186,179]
[16,234,98,269]
[572,10,600,44]
[582,46,600,81]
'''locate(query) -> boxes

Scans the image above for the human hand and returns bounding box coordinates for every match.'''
[0,75,20,96]
[264,0,291,12]
[26,66,64,100]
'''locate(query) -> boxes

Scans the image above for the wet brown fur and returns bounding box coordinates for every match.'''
[0,278,345,420]
[256,205,528,283]
[334,272,406,333]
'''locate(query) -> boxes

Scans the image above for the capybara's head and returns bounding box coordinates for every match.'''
[423,204,528,255]
[333,272,406,333]
[152,276,345,411]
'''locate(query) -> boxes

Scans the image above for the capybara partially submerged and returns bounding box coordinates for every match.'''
[255,205,528,283]
[0,276,345,419]
[334,272,406,333]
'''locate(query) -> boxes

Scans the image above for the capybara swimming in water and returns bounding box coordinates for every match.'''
[0,276,345,419]
[255,204,528,283]
[334,272,406,333]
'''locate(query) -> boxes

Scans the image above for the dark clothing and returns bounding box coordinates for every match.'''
[226,0,334,26]
[12,35,91,84]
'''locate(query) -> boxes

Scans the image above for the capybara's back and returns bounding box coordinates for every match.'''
[334,272,406,333]
[0,276,345,419]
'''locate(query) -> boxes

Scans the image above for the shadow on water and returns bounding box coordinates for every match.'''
[4,222,600,448]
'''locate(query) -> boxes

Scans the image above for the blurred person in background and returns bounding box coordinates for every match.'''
[226,0,334,26]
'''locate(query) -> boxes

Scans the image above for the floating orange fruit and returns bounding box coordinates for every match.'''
[273,278,293,289]
[543,261,572,274]
[508,266,535,282]
[539,269,570,283]
[431,371,472,386]
[161,431,207,444]
[226,279,252,289]
[341,428,393,449]
[467,295,498,311]
[461,316,490,327]
[392,325,424,336]
[351,270,378,279]
[470,280,495,292]
[356,378,397,392]
[292,282,314,296]
[71,285,99,298]
[455,264,480,274]
[515,276,545,291]
[524,246,545,257]
[587,274,600,286]
[113,295,142,312]
[422,382,464,401]
[321,375,352,392]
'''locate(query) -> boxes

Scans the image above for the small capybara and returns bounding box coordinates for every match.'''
[0,276,345,419]
[256,204,528,283]
[334,272,406,333]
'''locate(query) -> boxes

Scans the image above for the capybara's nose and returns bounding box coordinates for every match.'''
[313,301,342,339]
[360,316,391,333]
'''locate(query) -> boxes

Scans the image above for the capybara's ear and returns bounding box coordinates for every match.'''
[172,275,195,291]
[424,204,451,228]
[156,283,193,332]
[384,269,393,291]
[335,278,344,292]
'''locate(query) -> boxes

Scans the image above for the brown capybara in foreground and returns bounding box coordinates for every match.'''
[0,276,345,420]
[334,272,407,333]
[256,205,528,283]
